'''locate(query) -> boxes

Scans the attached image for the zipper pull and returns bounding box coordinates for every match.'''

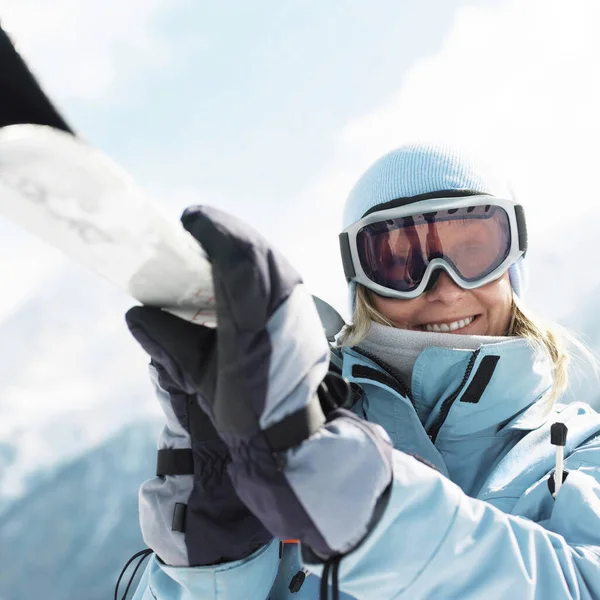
[550,422,568,497]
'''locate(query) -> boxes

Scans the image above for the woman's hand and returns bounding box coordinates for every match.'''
[125,308,272,567]
[128,206,393,560]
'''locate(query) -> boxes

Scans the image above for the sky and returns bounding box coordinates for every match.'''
[0,0,496,315]
[2,0,600,314]
[1,0,600,495]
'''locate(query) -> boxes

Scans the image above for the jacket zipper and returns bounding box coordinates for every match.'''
[353,348,416,407]
[428,348,481,444]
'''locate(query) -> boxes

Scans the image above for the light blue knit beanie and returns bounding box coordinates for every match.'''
[342,142,527,308]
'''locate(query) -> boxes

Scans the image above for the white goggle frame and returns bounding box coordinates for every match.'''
[339,194,527,300]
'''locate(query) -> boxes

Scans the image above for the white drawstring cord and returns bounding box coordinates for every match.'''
[554,445,564,496]
[550,422,568,497]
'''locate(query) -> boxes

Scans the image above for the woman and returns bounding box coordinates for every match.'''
[124,143,600,600]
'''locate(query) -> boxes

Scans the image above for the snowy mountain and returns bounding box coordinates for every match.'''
[0,421,158,600]
[0,263,162,600]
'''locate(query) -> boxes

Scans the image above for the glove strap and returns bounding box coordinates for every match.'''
[156,449,194,476]
[264,396,326,452]
[263,371,354,452]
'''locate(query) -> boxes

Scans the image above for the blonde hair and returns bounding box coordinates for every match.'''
[339,284,596,407]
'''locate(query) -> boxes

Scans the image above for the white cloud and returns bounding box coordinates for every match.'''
[335,0,600,234]
[0,223,65,319]
[1,0,187,102]
[283,0,600,315]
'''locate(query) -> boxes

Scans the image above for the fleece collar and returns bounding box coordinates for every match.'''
[356,322,510,394]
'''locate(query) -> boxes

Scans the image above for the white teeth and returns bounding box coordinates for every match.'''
[424,316,474,333]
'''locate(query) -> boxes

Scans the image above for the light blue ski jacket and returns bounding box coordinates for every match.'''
[132,337,600,599]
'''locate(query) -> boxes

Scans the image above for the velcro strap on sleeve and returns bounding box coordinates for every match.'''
[156,448,194,476]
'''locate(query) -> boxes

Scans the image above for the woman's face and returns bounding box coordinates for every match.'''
[371,271,513,336]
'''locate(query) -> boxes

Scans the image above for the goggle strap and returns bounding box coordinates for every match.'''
[339,232,355,280]
[515,204,528,254]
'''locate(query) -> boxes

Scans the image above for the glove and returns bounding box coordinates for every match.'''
[127,206,393,561]
[123,327,272,566]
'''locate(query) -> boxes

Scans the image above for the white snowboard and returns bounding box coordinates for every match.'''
[0,124,217,326]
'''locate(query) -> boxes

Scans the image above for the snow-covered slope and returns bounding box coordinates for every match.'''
[0,263,163,599]
[0,421,158,600]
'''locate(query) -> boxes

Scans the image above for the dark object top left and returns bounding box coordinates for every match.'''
[0,24,73,133]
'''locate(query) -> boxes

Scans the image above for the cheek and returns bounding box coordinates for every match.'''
[478,275,513,333]
[371,294,420,328]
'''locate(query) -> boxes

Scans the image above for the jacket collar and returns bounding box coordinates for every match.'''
[343,337,554,438]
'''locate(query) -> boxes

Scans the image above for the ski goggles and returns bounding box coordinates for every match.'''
[339,195,527,299]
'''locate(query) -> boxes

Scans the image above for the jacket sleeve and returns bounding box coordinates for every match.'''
[131,539,280,600]
[306,447,600,600]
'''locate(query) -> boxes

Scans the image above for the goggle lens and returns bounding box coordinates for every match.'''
[356,205,511,292]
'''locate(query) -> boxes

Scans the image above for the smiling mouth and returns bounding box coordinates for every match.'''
[419,314,479,333]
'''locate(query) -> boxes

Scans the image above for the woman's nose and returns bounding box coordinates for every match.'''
[425,271,465,304]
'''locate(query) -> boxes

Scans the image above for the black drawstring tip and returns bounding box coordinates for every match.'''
[289,569,307,593]
[550,422,568,446]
